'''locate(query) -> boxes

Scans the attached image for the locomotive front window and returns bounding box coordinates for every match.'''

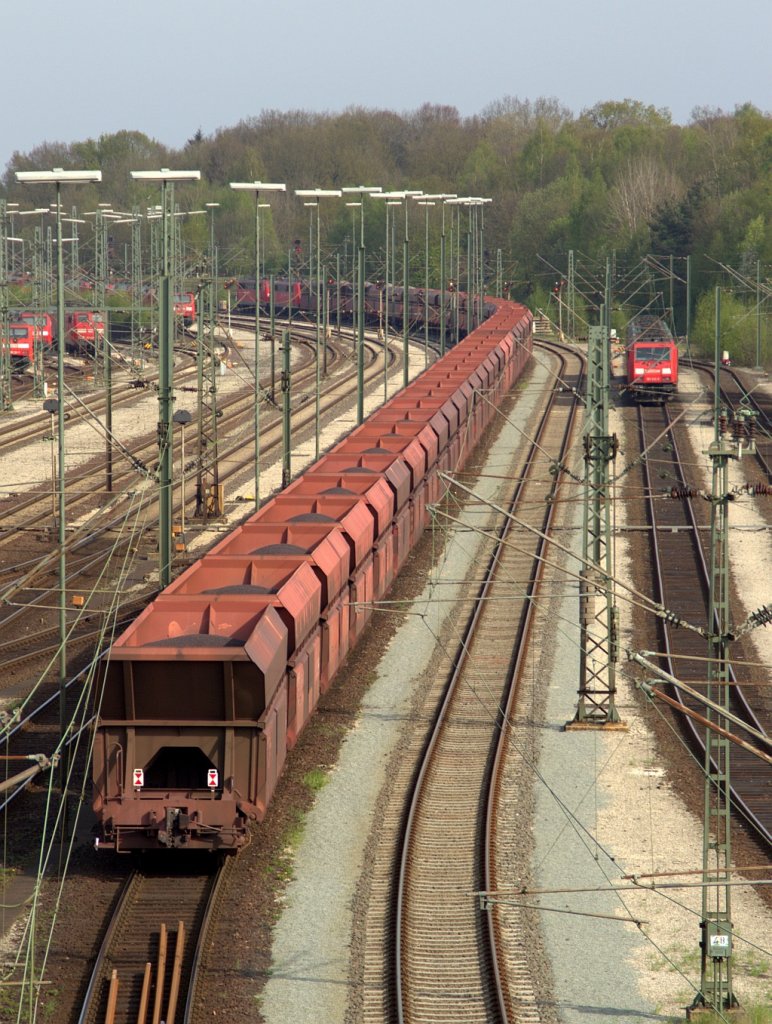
[635,346,670,362]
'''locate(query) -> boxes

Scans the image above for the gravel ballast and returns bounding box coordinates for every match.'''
[259,358,551,1023]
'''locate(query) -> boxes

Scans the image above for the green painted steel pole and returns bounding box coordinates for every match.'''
[695,285,737,1014]
[230,180,286,507]
[440,214,446,356]
[270,271,276,342]
[384,203,390,403]
[254,195,261,511]
[686,254,692,353]
[105,332,113,494]
[0,204,11,411]
[282,328,291,488]
[755,259,762,370]
[466,210,472,333]
[403,205,409,389]
[335,253,341,336]
[450,208,456,348]
[270,273,276,401]
[424,203,430,366]
[17,166,103,804]
[195,281,205,514]
[323,263,329,376]
[55,184,67,776]
[357,242,365,424]
[669,253,674,333]
[714,288,721,440]
[315,204,321,459]
[297,189,342,452]
[158,180,174,588]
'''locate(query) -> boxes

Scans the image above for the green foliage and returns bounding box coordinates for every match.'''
[303,768,329,792]
[1,100,769,358]
[691,289,770,366]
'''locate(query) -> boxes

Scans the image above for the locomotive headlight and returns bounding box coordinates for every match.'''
[662,368,672,375]
[634,367,644,375]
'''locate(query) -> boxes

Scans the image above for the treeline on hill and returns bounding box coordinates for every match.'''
[2,98,770,363]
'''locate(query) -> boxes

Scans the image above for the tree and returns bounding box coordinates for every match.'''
[607,157,682,245]
[581,99,671,131]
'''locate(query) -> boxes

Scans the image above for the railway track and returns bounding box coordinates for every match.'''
[0,333,319,543]
[0,343,199,454]
[0,326,390,677]
[0,323,408,836]
[688,359,772,478]
[636,401,771,847]
[77,858,229,1024]
[359,342,583,1023]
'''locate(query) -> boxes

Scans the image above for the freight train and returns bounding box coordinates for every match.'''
[91,298,533,852]
[236,277,470,336]
[624,315,678,402]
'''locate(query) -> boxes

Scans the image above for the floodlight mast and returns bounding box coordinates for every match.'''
[341,187,382,421]
[130,169,201,586]
[229,182,286,510]
[15,168,101,796]
[295,189,342,457]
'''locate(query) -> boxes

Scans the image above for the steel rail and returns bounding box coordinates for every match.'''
[484,341,584,1020]
[394,341,584,1023]
[638,402,770,847]
[76,862,224,1024]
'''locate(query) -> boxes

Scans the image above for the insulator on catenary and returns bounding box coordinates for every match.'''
[750,604,772,628]
[719,414,728,435]
[739,482,772,496]
[659,608,683,627]
[669,486,701,499]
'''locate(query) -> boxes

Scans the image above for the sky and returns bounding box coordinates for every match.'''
[2,0,770,174]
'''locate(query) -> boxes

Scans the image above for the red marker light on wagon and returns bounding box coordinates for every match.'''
[207,769,219,790]
[133,768,144,791]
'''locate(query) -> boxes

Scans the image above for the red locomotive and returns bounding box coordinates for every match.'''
[2,323,36,361]
[17,312,55,348]
[625,316,678,402]
[66,310,106,353]
[174,291,197,324]
[91,298,534,852]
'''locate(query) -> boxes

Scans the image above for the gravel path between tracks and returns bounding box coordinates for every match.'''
[259,357,553,1024]
[505,357,772,1024]
[524,362,772,1024]
[679,365,772,673]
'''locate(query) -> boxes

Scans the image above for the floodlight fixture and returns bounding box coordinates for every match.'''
[130,168,200,182]
[16,168,101,184]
